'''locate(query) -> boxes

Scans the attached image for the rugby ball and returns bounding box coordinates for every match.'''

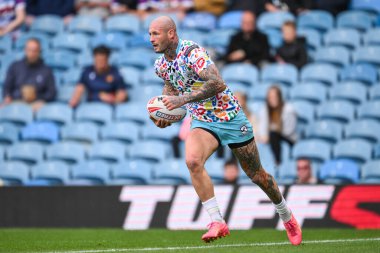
[147,95,187,123]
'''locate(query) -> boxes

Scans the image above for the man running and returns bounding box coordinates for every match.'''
[148,16,302,245]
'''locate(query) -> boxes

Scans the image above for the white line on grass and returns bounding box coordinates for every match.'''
[39,237,380,253]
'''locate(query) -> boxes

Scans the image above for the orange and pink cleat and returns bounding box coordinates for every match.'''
[201,221,230,243]
[283,214,303,245]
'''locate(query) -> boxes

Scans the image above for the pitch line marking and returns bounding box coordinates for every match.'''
[39,237,380,253]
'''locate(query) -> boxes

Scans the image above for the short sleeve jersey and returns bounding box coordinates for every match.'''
[154,39,241,123]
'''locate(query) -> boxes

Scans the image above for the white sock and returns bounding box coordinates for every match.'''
[275,198,292,222]
[202,196,224,222]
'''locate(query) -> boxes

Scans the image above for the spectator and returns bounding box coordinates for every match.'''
[275,21,307,69]
[296,158,317,184]
[111,0,138,15]
[69,45,127,107]
[0,0,26,38]
[225,11,270,67]
[2,38,56,111]
[137,0,193,20]
[25,0,75,25]
[193,0,224,16]
[75,0,111,19]
[223,158,240,184]
[257,85,297,165]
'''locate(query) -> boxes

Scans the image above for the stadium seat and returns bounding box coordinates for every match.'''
[68,15,103,36]
[61,122,99,143]
[256,143,277,172]
[76,52,93,67]
[111,160,152,185]
[141,68,163,86]
[330,82,368,104]
[0,161,29,186]
[351,0,380,13]
[52,33,89,54]
[71,160,110,185]
[337,11,372,31]
[297,10,334,33]
[0,36,11,54]
[61,69,82,86]
[30,161,69,185]
[314,46,351,68]
[132,85,163,104]
[257,11,295,31]
[88,141,126,164]
[142,123,179,143]
[21,122,59,144]
[324,29,361,50]
[261,64,298,86]
[375,143,380,159]
[249,83,288,102]
[36,103,73,125]
[46,142,86,165]
[358,101,380,121]
[7,142,44,165]
[179,30,207,46]
[119,67,141,89]
[292,139,331,163]
[218,11,243,29]
[297,28,322,52]
[291,100,315,124]
[205,158,225,184]
[370,85,380,100]
[90,32,126,51]
[345,119,380,143]
[182,12,217,32]
[290,83,327,104]
[15,32,50,52]
[278,160,297,184]
[205,29,236,55]
[306,120,343,143]
[262,28,283,48]
[105,14,140,35]
[57,86,75,103]
[300,63,338,86]
[353,46,380,67]
[101,122,140,144]
[0,123,19,146]
[319,159,360,184]
[115,103,148,125]
[30,15,64,36]
[361,161,380,183]
[363,28,380,46]
[75,103,113,126]
[334,139,372,164]
[0,103,33,126]
[130,140,170,163]
[222,63,258,87]
[127,33,152,48]
[44,52,76,72]
[228,83,249,94]
[340,64,378,85]
[116,49,153,69]
[317,100,355,123]
[152,158,191,185]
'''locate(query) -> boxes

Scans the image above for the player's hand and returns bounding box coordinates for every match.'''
[162,96,185,110]
[150,116,171,128]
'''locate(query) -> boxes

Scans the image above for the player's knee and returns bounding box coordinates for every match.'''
[186,157,204,174]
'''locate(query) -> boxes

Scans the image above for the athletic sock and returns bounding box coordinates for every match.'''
[274,197,292,222]
[202,196,224,223]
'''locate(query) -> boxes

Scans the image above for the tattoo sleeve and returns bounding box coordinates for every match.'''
[162,80,179,96]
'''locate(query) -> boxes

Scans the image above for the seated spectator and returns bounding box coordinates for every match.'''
[75,0,111,19]
[223,158,239,184]
[25,0,75,25]
[296,158,317,184]
[137,0,193,20]
[0,0,26,38]
[193,0,224,16]
[111,0,138,15]
[2,38,56,111]
[69,45,127,107]
[264,0,306,15]
[225,11,270,67]
[257,85,297,165]
[275,21,307,69]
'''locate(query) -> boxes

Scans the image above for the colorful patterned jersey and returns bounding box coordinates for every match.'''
[154,39,241,122]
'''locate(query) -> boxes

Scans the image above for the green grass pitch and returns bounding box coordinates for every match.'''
[0,228,379,253]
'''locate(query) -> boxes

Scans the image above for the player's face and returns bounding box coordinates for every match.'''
[149,24,170,53]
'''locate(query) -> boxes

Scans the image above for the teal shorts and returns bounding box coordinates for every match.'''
[190,111,254,148]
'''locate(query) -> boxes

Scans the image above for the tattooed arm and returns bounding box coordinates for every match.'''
[162,80,179,96]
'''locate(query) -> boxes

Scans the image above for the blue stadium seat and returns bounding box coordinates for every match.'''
[142,68,163,86]
[61,69,82,86]
[119,67,141,88]
[127,33,152,48]
[262,28,283,48]
[116,49,154,69]
[205,158,225,184]
[52,33,89,54]
[30,15,64,36]
[7,142,44,165]
[88,141,126,164]
[306,120,343,143]
[228,83,249,94]
[68,15,103,36]
[36,103,73,125]
[0,123,19,146]
[44,52,76,72]
[319,159,360,184]
[345,119,380,143]
[340,64,378,85]
[353,46,380,67]
[249,83,288,102]
[71,160,110,185]
[111,160,152,185]
[297,28,322,52]
[222,63,258,86]
[46,142,86,165]
[370,85,380,100]
[363,28,380,46]
[179,30,207,46]
[130,140,170,163]
[324,29,361,50]
[101,122,140,144]
[75,102,113,125]
[290,83,327,104]
[90,32,126,51]
[15,32,50,52]
[61,122,99,143]
[21,122,59,144]
[361,161,380,183]
[115,103,148,125]
[300,63,338,86]
[257,11,295,31]
[57,86,75,103]
[205,29,236,55]
[292,139,331,163]
[105,14,140,35]
[256,143,277,172]
[0,36,11,54]
[261,64,298,86]
[142,123,179,143]
[291,100,315,124]
[351,0,380,13]
[76,52,93,67]
[278,160,297,184]
[0,103,33,126]
[30,161,69,185]
[330,82,368,104]
[132,85,163,104]
[317,100,355,123]
[337,11,373,31]
[314,46,351,67]
[182,12,217,32]
[152,158,191,185]
[297,10,334,33]
[358,101,380,121]
[0,161,29,186]
[218,11,242,29]
[334,139,372,164]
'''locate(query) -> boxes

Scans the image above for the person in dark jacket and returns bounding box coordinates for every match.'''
[2,38,56,111]
[275,21,307,69]
[225,11,270,67]
[25,0,75,25]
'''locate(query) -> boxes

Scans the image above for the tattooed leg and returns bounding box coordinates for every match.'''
[232,139,283,204]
